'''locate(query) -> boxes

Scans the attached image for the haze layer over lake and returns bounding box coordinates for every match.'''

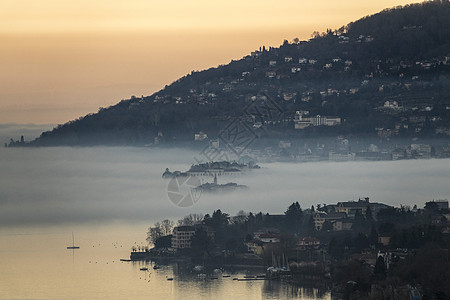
[1,147,449,228]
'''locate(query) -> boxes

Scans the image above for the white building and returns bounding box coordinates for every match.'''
[309,115,341,127]
[313,212,347,230]
[294,111,341,129]
[194,132,208,141]
[266,71,276,78]
[171,226,196,249]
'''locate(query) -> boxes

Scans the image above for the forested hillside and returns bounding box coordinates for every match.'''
[27,1,450,146]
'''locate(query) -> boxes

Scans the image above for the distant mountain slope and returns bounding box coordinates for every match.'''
[29,1,450,146]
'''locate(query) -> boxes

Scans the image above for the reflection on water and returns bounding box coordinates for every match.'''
[0,225,330,299]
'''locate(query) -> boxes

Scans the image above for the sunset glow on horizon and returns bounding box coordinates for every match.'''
[1,0,422,124]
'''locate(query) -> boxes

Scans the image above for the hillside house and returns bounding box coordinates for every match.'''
[335,197,392,218]
[194,132,208,141]
[313,212,347,230]
[294,112,342,129]
[266,71,276,78]
[296,237,320,250]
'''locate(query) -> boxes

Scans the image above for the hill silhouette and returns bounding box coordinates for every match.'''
[26,1,450,146]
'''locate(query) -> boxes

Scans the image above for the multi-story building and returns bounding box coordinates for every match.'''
[335,197,392,218]
[294,111,341,129]
[313,211,347,230]
[171,226,196,249]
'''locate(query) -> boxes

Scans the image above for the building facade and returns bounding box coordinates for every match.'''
[171,226,196,249]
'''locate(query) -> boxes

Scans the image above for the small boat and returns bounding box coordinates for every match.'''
[237,277,266,281]
[193,265,204,272]
[67,232,80,249]
[153,265,160,270]
[167,277,173,281]
[140,267,148,271]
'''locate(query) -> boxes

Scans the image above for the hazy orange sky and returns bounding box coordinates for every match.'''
[0,0,422,124]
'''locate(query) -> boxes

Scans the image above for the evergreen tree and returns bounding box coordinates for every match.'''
[374,255,386,276]
[365,204,373,221]
[190,228,213,258]
[368,224,378,247]
[321,220,333,232]
[285,202,303,233]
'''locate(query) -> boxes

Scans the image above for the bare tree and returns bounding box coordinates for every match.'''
[146,219,174,245]
[231,210,248,224]
[150,113,160,126]
[160,219,174,236]
[177,213,204,226]
[146,224,162,245]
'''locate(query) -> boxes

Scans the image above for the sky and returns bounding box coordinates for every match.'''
[0,0,422,124]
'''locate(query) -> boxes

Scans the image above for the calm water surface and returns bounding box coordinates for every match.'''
[0,225,330,299]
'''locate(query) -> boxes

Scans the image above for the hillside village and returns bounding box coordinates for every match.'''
[126,36,450,142]
[134,197,450,299]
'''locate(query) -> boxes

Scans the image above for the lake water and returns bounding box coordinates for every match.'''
[1,147,449,299]
[0,225,330,300]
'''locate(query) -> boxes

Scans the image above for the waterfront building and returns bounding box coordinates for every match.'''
[171,226,196,249]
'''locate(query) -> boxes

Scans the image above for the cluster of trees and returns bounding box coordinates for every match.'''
[146,206,306,255]
[145,201,372,259]
[346,0,450,60]
[326,203,450,299]
[146,219,174,247]
[146,200,449,255]
[330,238,450,299]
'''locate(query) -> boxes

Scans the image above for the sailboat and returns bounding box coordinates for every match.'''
[266,252,290,279]
[67,232,80,249]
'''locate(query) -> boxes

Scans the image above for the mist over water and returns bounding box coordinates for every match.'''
[1,147,449,228]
